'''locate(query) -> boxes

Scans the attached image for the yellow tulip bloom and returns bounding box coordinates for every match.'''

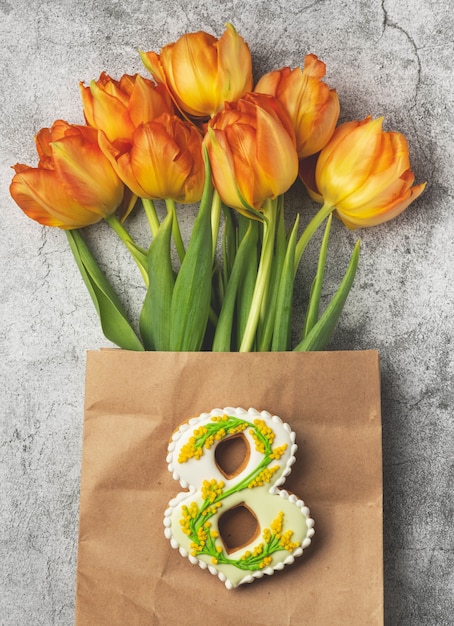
[255,54,340,158]
[98,113,205,203]
[299,117,426,228]
[140,23,252,119]
[80,72,174,142]
[204,93,298,215]
[10,120,124,229]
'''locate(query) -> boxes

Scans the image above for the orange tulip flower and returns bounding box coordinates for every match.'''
[10,120,124,229]
[140,23,252,119]
[80,72,174,142]
[98,113,205,203]
[299,117,426,229]
[255,54,340,159]
[204,93,298,215]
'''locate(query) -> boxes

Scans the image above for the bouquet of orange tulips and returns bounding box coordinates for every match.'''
[10,24,425,352]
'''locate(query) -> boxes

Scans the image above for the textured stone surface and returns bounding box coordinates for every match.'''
[1,1,453,624]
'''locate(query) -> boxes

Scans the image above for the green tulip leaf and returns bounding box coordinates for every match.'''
[238,198,277,352]
[293,239,360,352]
[270,214,300,351]
[66,229,144,351]
[139,211,175,350]
[213,219,258,351]
[222,206,237,286]
[169,152,213,351]
[235,222,259,350]
[257,195,287,351]
[303,214,332,338]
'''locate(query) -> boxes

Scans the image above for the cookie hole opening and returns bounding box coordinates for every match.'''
[215,433,250,479]
[218,504,260,554]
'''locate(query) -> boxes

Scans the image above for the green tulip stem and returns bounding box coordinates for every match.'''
[142,198,160,238]
[105,214,149,286]
[165,198,186,263]
[239,198,276,352]
[294,203,335,273]
[211,190,222,265]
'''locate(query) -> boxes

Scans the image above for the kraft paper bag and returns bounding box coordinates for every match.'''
[75,350,383,625]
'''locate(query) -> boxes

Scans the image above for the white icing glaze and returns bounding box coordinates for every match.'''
[164,407,314,588]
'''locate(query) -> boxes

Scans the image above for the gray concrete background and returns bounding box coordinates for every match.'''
[1,1,453,624]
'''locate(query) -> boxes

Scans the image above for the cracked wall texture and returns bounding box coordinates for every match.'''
[1,1,453,624]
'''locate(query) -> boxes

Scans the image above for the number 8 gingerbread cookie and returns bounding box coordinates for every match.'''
[164,407,314,589]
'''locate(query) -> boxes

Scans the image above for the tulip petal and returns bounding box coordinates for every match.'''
[131,120,190,200]
[303,53,327,79]
[216,23,253,107]
[35,120,72,167]
[225,123,258,207]
[10,166,105,228]
[128,75,174,128]
[85,80,135,141]
[254,67,285,100]
[206,126,245,210]
[315,119,366,175]
[297,88,340,158]
[113,73,135,102]
[338,136,412,212]
[140,49,166,84]
[132,122,176,196]
[317,117,384,205]
[51,135,123,211]
[98,132,150,198]
[165,31,219,117]
[337,181,426,229]
[254,103,298,199]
